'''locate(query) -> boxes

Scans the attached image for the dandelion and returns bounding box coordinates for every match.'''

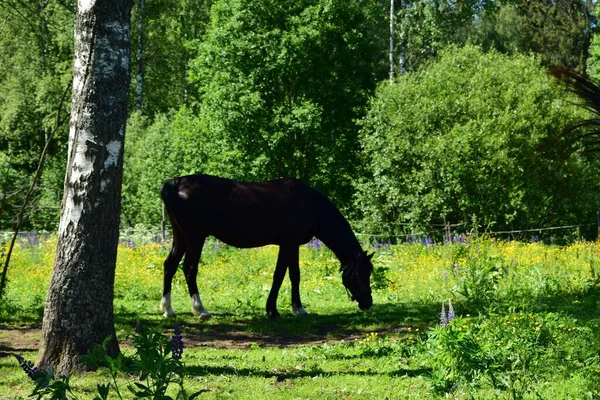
[12,354,42,381]
[440,301,448,327]
[171,325,184,360]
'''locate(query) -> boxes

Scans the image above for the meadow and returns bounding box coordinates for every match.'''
[1,234,600,399]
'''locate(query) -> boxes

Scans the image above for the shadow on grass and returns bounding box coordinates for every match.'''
[529,284,600,322]
[113,300,440,348]
[114,283,600,348]
[185,363,431,380]
[0,299,44,326]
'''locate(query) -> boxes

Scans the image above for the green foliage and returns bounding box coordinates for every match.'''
[587,4,600,79]
[427,321,494,392]
[0,1,72,230]
[453,253,506,312]
[187,0,386,207]
[477,0,594,73]
[426,313,600,396]
[395,0,497,72]
[21,326,201,400]
[357,45,600,236]
[130,0,212,116]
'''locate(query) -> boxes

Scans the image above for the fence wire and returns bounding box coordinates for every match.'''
[1,220,597,250]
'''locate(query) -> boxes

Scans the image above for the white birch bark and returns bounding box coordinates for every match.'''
[36,0,133,375]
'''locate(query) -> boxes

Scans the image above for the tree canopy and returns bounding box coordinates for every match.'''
[1,0,600,239]
[356,45,599,236]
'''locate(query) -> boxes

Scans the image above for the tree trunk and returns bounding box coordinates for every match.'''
[36,0,133,375]
[135,0,144,111]
[389,0,394,81]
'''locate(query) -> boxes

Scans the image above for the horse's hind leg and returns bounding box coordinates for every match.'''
[266,244,294,319]
[162,231,185,317]
[182,237,211,320]
[288,246,307,316]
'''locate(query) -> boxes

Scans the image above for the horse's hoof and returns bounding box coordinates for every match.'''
[198,311,211,320]
[267,311,281,320]
[163,311,176,318]
[292,306,308,316]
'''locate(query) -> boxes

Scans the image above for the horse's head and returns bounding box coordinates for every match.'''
[340,251,374,311]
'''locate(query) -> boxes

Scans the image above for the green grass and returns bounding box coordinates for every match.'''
[1,237,600,398]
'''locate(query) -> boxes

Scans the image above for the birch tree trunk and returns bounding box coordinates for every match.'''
[36,0,133,375]
[135,0,144,111]
[389,0,394,81]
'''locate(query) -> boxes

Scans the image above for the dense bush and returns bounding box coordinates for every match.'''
[356,45,600,237]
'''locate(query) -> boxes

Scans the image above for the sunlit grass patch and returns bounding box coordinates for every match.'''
[2,237,600,398]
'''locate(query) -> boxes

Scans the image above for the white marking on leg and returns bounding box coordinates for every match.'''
[191,293,211,320]
[292,305,308,316]
[160,293,176,318]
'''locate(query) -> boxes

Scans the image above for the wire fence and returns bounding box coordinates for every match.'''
[355,221,598,245]
[1,219,598,250]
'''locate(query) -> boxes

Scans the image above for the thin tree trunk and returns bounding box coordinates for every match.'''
[40,0,47,73]
[36,0,133,375]
[389,0,394,81]
[135,0,144,111]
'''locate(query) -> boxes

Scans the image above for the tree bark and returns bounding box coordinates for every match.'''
[36,0,133,375]
[135,0,144,111]
[389,0,394,81]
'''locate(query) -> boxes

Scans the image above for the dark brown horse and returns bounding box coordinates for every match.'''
[160,174,374,319]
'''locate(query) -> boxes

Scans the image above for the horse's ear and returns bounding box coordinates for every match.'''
[367,252,374,260]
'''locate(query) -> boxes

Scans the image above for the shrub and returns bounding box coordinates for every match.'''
[357,44,600,238]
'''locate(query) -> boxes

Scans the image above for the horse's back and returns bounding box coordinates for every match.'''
[161,174,321,247]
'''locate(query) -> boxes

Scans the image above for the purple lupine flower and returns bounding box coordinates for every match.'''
[453,234,465,244]
[12,354,42,381]
[440,302,448,327]
[171,325,184,360]
[307,238,322,250]
[447,299,455,323]
[531,235,539,243]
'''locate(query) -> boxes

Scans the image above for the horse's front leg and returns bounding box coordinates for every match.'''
[288,246,307,316]
[182,238,211,320]
[266,245,293,319]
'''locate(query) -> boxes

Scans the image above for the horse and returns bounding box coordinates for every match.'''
[159,174,374,319]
